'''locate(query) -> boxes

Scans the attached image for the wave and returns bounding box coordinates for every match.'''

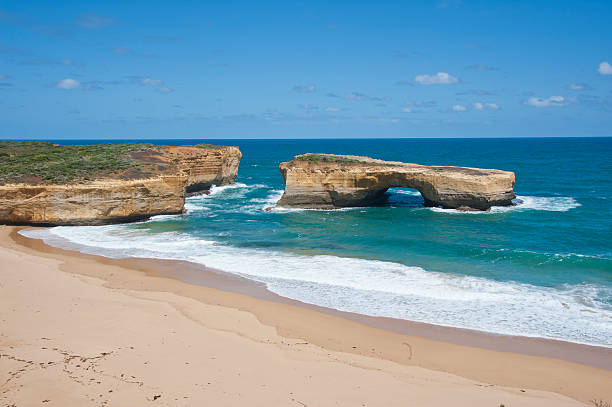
[207,182,249,196]
[261,190,362,213]
[187,182,268,199]
[21,226,612,347]
[184,183,277,215]
[148,214,183,221]
[388,188,422,197]
[427,195,581,214]
[183,202,210,213]
[266,205,361,214]
[189,184,358,214]
[500,248,607,261]
[188,183,581,217]
[258,190,284,211]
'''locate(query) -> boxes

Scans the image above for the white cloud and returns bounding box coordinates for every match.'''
[453,102,499,112]
[414,72,459,85]
[129,76,172,93]
[345,92,371,100]
[78,14,114,29]
[598,61,612,75]
[325,107,340,112]
[140,77,163,86]
[402,107,412,113]
[297,103,318,111]
[293,84,316,93]
[569,83,584,90]
[474,102,499,111]
[525,95,567,107]
[55,78,81,90]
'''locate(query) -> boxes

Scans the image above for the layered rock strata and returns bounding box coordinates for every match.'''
[277,154,515,211]
[0,145,241,225]
[165,146,242,194]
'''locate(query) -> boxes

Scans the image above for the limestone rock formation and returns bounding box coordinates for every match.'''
[164,145,242,194]
[0,144,241,225]
[277,154,515,211]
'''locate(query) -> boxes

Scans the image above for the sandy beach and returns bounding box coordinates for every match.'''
[3,0,612,404]
[1,225,611,406]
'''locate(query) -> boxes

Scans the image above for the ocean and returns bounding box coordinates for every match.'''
[23,138,612,347]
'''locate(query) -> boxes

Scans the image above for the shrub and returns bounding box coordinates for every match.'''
[295,154,364,164]
[294,153,396,166]
[0,141,161,184]
[194,143,222,149]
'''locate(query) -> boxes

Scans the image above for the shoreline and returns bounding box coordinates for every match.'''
[2,225,611,403]
[17,227,612,369]
[11,227,612,371]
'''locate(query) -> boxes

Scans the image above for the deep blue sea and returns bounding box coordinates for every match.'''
[24,138,612,346]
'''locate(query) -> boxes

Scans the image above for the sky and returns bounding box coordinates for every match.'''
[1,0,611,139]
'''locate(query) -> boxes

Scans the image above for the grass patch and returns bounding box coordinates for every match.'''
[295,154,366,164]
[294,153,395,166]
[0,141,163,185]
[194,143,223,149]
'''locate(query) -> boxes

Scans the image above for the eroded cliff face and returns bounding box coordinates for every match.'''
[172,146,242,194]
[0,175,187,225]
[0,145,241,225]
[277,154,515,211]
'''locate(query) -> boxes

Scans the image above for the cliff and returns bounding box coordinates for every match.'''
[0,143,241,225]
[277,154,515,211]
[168,145,242,194]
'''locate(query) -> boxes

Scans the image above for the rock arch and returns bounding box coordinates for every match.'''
[276,154,515,211]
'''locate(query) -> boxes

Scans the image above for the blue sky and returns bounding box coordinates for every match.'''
[1,0,611,139]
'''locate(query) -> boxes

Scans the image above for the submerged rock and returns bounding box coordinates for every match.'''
[276,153,515,211]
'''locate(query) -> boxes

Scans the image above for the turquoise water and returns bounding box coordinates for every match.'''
[25,138,612,346]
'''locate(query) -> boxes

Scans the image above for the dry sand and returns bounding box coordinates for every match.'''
[1,225,611,406]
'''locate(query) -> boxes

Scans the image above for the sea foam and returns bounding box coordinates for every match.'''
[427,195,581,214]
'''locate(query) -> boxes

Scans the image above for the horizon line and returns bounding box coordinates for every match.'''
[3,136,612,141]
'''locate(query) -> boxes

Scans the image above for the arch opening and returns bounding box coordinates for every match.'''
[383,187,425,208]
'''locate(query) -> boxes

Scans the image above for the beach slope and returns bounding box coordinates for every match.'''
[0,226,608,406]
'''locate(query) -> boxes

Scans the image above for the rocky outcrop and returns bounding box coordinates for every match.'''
[161,146,242,194]
[0,175,187,226]
[0,145,241,225]
[277,154,515,211]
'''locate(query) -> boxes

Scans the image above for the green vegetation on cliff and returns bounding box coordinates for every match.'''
[294,153,394,166]
[295,154,365,164]
[194,143,224,149]
[0,141,162,185]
